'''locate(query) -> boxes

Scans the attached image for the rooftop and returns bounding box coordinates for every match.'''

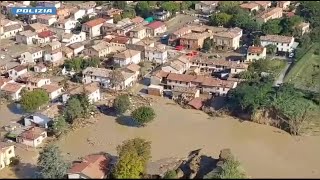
[146,21,165,29]
[113,49,141,60]
[247,46,265,54]
[68,82,99,95]
[18,127,45,141]
[84,18,106,27]
[18,30,37,37]
[38,30,55,38]
[240,2,259,10]
[83,67,112,78]
[260,34,293,43]
[259,7,283,19]
[41,84,62,93]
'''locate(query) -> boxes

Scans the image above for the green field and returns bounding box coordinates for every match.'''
[285,46,320,92]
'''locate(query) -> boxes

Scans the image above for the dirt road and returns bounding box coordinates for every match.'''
[56,98,320,178]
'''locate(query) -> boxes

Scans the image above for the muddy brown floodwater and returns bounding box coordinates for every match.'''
[56,98,320,178]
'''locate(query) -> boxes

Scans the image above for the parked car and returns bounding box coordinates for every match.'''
[289,53,294,58]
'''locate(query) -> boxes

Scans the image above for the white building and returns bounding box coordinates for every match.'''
[1,82,25,101]
[41,84,63,100]
[53,18,77,33]
[246,46,267,62]
[8,65,28,80]
[16,127,47,148]
[0,143,15,170]
[260,35,295,53]
[20,48,43,64]
[15,30,38,45]
[81,18,106,38]
[37,15,57,26]
[61,32,86,46]
[62,82,101,104]
[145,45,168,64]
[113,49,141,67]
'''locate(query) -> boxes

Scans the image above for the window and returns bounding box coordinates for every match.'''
[8,150,12,154]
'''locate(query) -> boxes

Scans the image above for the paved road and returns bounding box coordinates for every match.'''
[274,57,293,86]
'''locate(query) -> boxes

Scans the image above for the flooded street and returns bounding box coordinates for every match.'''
[56,98,320,178]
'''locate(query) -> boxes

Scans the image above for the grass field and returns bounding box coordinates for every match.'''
[285,46,320,92]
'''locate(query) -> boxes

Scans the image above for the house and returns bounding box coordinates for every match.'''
[34,63,47,73]
[162,61,185,74]
[41,84,63,100]
[278,1,291,10]
[77,1,96,15]
[201,77,237,96]
[70,8,86,21]
[44,41,62,52]
[246,46,267,62]
[62,46,74,59]
[36,30,56,45]
[82,67,138,90]
[15,30,38,45]
[37,15,57,26]
[129,26,147,39]
[260,35,295,53]
[116,23,136,36]
[180,32,211,50]
[24,23,49,33]
[212,28,242,50]
[8,65,28,79]
[24,113,52,129]
[104,35,130,48]
[57,8,71,20]
[69,43,85,56]
[195,1,218,14]
[44,49,64,66]
[254,1,272,10]
[146,21,167,37]
[145,45,168,64]
[240,3,260,12]
[61,32,86,46]
[1,82,25,101]
[131,16,145,25]
[67,154,109,179]
[296,22,310,36]
[188,97,205,110]
[0,143,15,170]
[0,22,23,39]
[113,49,141,67]
[53,18,77,33]
[257,7,283,23]
[125,64,141,81]
[37,1,61,8]
[82,18,106,38]
[84,41,111,58]
[16,127,47,147]
[25,77,51,89]
[20,48,43,64]
[153,10,171,21]
[105,8,123,17]
[62,82,100,104]
[172,86,200,101]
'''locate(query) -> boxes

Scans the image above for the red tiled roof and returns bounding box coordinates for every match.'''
[188,97,205,110]
[131,16,144,24]
[84,18,106,27]
[126,64,141,72]
[0,77,11,87]
[19,127,45,140]
[152,70,169,79]
[248,46,265,54]
[109,36,129,44]
[68,154,109,179]
[146,21,165,29]
[38,30,55,38]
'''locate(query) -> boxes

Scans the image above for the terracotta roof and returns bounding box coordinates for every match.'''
[188,97,205,110]
[28,23,48,31]
[38,30,55,38]
[167,73,195,82]
[240,3,259,10]
[202,77,235,88]
[259,7,283,19]
[113,49,141,60]
[131,16,144,24]
[13,65,27,72]
[260,35,293,43]
[146,21,165,29]
[0,77,11,87]
[69,42,84,49]
[109,36,130,44]
[2,83,23,93]
[84,18,106,27]
[284,12,295,18]
[68,154,109,179]
[254,1,271,7]
[152,70,169,79]
[3,24,22,32]
[69,82,99,95]
[35,63,47,69]
[126,64,141,72]
[248,46,265,54]
[18,127,45,140]
[41,84,62,93]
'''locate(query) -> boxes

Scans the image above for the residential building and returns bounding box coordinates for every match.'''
[61,32,86,46]
[71,9,86,21]
[153,10,171,21]
[131,16,145,26]
[67,154,109,179]
[105,8,123,17]
[0,143,15,170]
[1,82,25,100]
[57,8,71,20]
[254,1,272,10]
[34,63,47,73]
[69,43,85,56]
[278,1,291,10]
[44,49,63,66]
[62,82,101,104]
[41,84,63,100]
[145,45,168,64]
[240,2,260,12]
[8,65,28,80]
[36,30,56,45]
[82,18,106,38]
[129,26,147,39]
[23,113,52,129]
[260,35,295,53]
[246,46,267,62]
[62,46,74,59]
[20,48,43,64]
[180,32,211,50]
[37,15,57,26]
[113,49,141,67]
[16,127,47,147]
[84,41,111,58]
[25,77,51,89]
[146,21,167,37]
[15,30,38,45]
[212,28,242,50]
[162,61,185,74]
[53,18,77,33]
[195,1,218,14]
[257,7,283,23]
[125,64,141,81]
[24,23,49,33]
[0,21,23,39]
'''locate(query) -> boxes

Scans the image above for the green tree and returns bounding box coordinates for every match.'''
[30,1,37,7]
[135,1,152,18]
[113,1,127,9]
[180,1,192,11]
[205,157,246,179]
[37,144,69,179]
[266,44,277,56]
[20,89,49,113]
[113,151,145,179]
[161,2,180,14]
[217,1,241,14]
[262,19,282,35]
[64,97,84,124]
[210,13,232,27]
[253,35,261,46]
[203,38,213,51]
[163,170,178,179]
[131,106,156,126]
[116,138,152,163]
[76,93,92,117]
[113,14,122,23]
[49,116,68,137]
[122,8,136,19]
[114,94,131,114]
